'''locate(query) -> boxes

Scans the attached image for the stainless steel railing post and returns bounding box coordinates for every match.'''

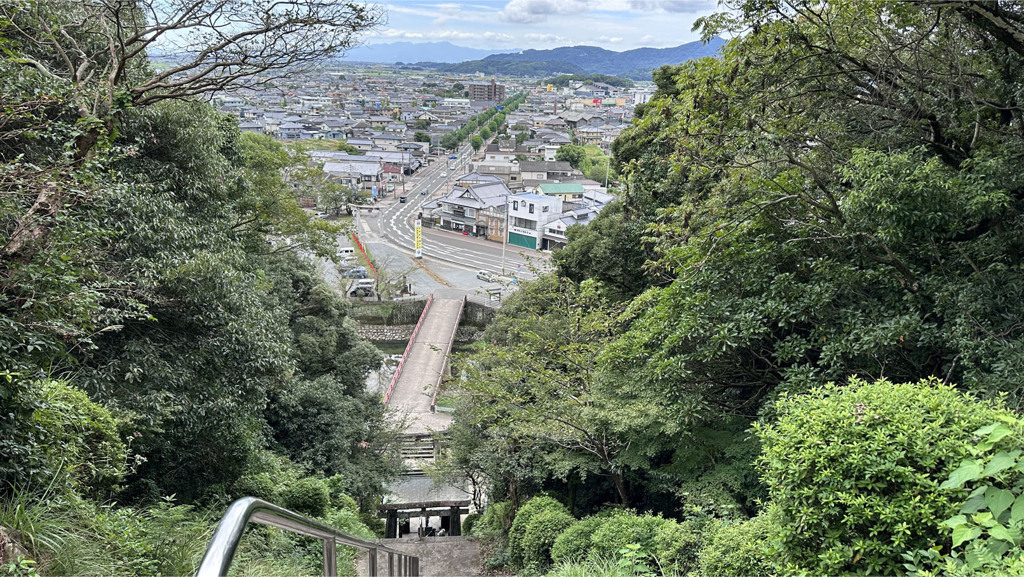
[197,497,419,577]
[322,538,337,577]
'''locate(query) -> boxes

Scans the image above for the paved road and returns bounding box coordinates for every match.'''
[386,296,463,435]
[369,147,550,280]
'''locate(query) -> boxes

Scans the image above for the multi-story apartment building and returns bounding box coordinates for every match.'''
[466,79,506,102]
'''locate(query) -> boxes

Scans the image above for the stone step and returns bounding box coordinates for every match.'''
[356,536,482,577]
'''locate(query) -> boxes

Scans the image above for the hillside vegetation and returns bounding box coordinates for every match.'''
[0,0,399,574]
[442,0,1024,575]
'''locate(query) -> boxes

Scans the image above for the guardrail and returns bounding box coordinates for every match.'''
[383,294,434,404]
[351,233,377,276]
[196,497,418,577]
[430,295,466,412]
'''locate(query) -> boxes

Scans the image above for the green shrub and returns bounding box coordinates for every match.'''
[462,512,481,535]
[652,518,707,575]
[324,507,374,540]
[551,515,609,563]
[472,500,514,538]
[358,511,385,537]
[276,478,330,518]
[30,380,127,496]
[902,416,1024,576]
[231,473,275,501]
[519,508,575,573]
[758,378,1018,576]
[323,475,358,511]
[508,496,570,569]
[587,512,670,562]
[697,514,776,577]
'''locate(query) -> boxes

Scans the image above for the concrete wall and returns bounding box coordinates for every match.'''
[462,300,496,327]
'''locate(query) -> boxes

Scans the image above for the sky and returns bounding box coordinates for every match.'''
[365,0,720,51]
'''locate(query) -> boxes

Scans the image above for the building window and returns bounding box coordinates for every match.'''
[529,204,535,214]
[542,206,549,212]
[512,201,519,211]
[513,217,536,230]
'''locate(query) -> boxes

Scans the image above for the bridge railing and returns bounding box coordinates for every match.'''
[383,294,434,404]
[196,497,419,577]
[430,295,466,412]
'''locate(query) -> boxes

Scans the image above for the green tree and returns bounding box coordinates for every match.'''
[470,135,483,151]
[555,144,587,169]
[336,140,362,155]
[2,0,382,261]
[413,132,430,143]
[603,0,1024,423]
[440,133,460,150]
[452,277,678,507]
[479,127,491,140]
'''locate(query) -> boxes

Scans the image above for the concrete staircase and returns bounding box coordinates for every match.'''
[400,433,437,475]
[358,536,482,577]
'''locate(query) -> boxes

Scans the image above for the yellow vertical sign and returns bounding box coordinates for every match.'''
[414,219,422,258]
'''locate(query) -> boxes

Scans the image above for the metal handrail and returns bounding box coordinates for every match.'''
[196,497,419,577]
[430,295,466,412]
[384,293,434,404]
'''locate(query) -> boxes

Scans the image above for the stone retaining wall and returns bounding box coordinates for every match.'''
[350,300,429,326]
[356,324,415,342]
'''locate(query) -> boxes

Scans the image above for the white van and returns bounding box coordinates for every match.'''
[338,247,356,256]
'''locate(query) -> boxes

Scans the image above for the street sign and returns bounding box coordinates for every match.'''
[414,219,422,259]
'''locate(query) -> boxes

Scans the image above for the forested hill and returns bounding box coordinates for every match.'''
[442,37,726,79]
[441,2,1024,576]
[0,1,401,574]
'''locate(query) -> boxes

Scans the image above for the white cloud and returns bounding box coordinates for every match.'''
[385,2,496,23]
[524,33,568,43]
[499,0,590,24]
[377,29,427,39]
[368,27,519,49]
[628,0,715,13]
[599,36,623,43]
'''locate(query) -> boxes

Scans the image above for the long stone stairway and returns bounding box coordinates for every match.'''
[357,537,482,577]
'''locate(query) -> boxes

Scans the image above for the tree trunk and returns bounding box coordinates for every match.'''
[611,471,630,508]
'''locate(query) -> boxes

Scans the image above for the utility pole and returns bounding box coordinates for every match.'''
[501,194,509,276]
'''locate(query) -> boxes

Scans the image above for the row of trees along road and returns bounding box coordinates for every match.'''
[439,0,1024,573]
[0,2,407,573]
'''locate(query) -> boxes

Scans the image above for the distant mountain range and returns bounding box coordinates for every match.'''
[344,42,498,64]
[343,38,727,80]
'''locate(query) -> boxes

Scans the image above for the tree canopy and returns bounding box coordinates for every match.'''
[445,0,1024,539]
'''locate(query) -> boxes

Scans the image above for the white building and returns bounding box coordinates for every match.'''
[507,193,562,250]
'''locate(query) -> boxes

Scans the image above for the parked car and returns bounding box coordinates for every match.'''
[342,267,367,279]
[476,270,497,282]
[348,279,376,297]
[314,212,329,219]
